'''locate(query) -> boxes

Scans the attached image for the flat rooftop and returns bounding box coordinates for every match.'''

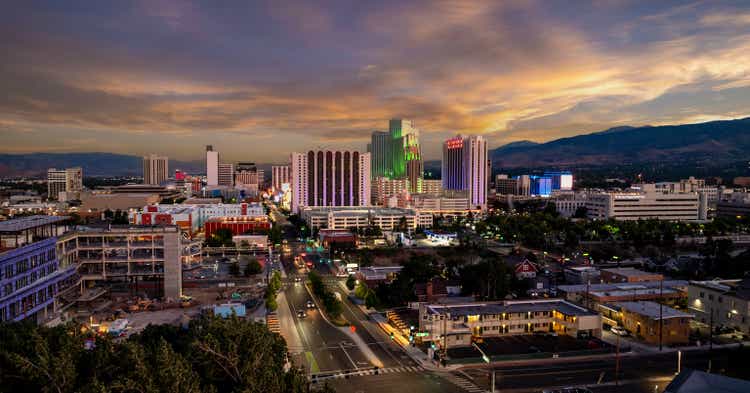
[614,301,694,320]
[590,287,681,298]
[558,280,688,293]
[0,215,69,233]
[601,267,659,277]
[425,299,598,317]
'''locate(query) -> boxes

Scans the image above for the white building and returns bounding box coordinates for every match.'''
[47,167,83,201]
[130,202,264,233]
[290,150,371,214]
[585,184,707,221]
[142,154,169,185]
[206,145,219,187]
[688,279,750,335]
[441,135,488,209]
[300,206,432,231]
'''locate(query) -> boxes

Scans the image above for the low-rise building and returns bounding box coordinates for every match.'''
[300,206,432,231]
[356,266,403,287]
[557,280,688,305]
[584,184,708,221]
[564,266,601,284]
[611,301,693,345]
[419,299,601,348]
[204,216,271,238]
[688,279,750,334]
[715,192,750,219]
[130,202,264,233]
[600,267,663,283]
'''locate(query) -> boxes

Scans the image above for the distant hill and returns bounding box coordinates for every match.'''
[490,118,750,169]
[0,153,203,177]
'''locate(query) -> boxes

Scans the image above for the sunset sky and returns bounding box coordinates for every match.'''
[2,0,750,162]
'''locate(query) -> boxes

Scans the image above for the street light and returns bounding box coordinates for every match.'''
[472,343,495,393]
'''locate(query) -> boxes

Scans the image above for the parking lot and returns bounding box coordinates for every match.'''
[448,334,608,359]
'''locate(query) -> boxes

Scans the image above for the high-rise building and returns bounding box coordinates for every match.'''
[272,165,290,191]
[206,145,219,186]
[530,175,552,196]
[516,175,531,196]
[465,135,488,209]
[442,136,465,191]
[369,131,391,179]
[142,154,169,185]
[389,119,423,193]
[290,150,371,214]
[218,163,234,187]
[495,174,518,195]
[47,167,83,201]
[441,135,488,209]
[544,171,573,191]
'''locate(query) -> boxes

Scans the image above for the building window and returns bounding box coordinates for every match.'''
[699,292,704,298]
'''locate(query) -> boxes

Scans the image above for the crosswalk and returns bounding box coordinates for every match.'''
[266,312,280,334]
[309,365,425,382]
[441,372,488,393]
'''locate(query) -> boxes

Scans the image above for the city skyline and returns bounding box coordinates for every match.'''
[2,1,750,162]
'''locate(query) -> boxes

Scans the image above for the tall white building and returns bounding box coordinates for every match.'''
[206,145,219,186]
[272,165,290,191]
[47,167,83,201]
[290,150,371,214]
[142,154,168,185]
[441,135,489,209]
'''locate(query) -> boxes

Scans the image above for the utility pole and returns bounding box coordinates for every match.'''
[659,279,663,351]
[615,334,621,386]
[709,306,714,351]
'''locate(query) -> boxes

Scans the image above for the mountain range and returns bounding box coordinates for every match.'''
[0,153,204,178]
[490,118,750,169]
[1,118,749,177]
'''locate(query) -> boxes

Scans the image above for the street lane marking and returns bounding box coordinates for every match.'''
[340,343,359,369]
[305,351,320,374]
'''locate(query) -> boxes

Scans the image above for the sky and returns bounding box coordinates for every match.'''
[2,0,750,163]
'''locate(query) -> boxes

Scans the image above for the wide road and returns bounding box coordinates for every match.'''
[283,267,372,374]
[461,348,735,393]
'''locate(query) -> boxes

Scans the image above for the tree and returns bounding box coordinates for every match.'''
[207,228,235,247]
[228,261,241,277]
[244,258,262,276]
[573,206,588,219]
[345,275,356,291]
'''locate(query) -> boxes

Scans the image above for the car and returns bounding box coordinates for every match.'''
[610,326,629,336]
[294,276,301,283]
[296,310,307,318]
[306,300,315,309]
[543,388,593,393]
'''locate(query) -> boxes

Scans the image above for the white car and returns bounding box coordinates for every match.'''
[610,326,628,336]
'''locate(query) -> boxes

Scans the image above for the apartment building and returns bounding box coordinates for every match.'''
[419,299,601,348]
[688,279,750,334]
[604,301,693,345]
[600,267,664,283]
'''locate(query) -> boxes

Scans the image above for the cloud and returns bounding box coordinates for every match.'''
[0,1,750,160]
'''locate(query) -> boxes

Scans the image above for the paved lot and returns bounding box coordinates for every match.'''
[449,335,608,359]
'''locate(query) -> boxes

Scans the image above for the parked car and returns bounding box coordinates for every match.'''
[543,388,592,393]
[610,326,629,336]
